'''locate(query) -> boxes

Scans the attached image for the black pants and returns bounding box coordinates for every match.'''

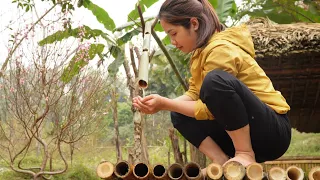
[171,69,291,163]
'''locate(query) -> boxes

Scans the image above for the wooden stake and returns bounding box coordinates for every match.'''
[168,163,185,180]
[223,161,246,180]
[206,163,223,180]
[308,166,320,180]
[286,165,304,180]
[245,163,264,180]
[133,162,150,179]
[96,161,115,179]
[114,161,133,179]
[184,162,203,180]
[268,166,286,180]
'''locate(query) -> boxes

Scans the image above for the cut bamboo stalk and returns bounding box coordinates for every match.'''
[308,166,320,180]
[114,161,133,179]
[184,162,203,180]
[96,161,115,179]
[245,163,264,180]
[268,166,286,180]
[137,21,152,89]
[152,164,168,179]
[223,161,246,180]
[206,163,223,180]
[168,163,185,180]
[133,162,150,179]
[286,165,304,180]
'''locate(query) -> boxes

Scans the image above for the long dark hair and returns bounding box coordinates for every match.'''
[158,0,223,49]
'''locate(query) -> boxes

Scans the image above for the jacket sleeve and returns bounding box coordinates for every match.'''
[184,76,199,101]
[194,42,240,120]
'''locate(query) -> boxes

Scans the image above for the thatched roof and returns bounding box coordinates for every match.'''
[247,18,320,133]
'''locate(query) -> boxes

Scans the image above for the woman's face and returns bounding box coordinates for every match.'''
[160,19,198,53]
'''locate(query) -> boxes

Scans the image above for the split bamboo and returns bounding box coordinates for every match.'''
[152,164,169,179]
[168,163,185,180]
[96,161,115,179]
[286,165,304,180]
[184,162,203,180]
[308,166,320,180]
[245,163,264,180]
[223,161,246,180]
[206,163,223,180]
[268,166,286,180]
[137,21,152,89]
[114,161,133,179]
[133,162,150,179]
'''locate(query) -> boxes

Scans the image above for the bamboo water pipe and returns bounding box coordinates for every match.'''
[137,21,152,89]
[223,161,246,180]
[114,161,133,179]
[308,166,320,180]
[152,164,168,179]
[184,162,203,180]
[245,163,264,180]
[286,165,304,180]
[168,163,185,180]
[96,161,115,179]
[206,163,223,180]
[133,162,150,179]
[268,166,286,180]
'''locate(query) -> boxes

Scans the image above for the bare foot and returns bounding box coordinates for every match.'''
[223,151,256,167]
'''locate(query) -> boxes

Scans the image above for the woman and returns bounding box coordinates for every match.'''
[133,0,291,167]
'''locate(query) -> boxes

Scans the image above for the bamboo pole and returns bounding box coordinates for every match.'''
[133,162,150,179]
[286,165,304,180]
[268,166,286,180]
[206,163,223,180]
[96,161,115,179]
[223,161,246,180]
[114,161,133,179]
[152,164,169,179]
[184,162,203,180]
[168,163,185,180]
[245,163,264,180]
[308,166,320,180]
[137,21,153,89]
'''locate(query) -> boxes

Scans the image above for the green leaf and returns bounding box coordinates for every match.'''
[209,0,218,9]
[107,46,124,76]
[162,35,170,46]
[154,22,163,32]
[83,0,115,31]
[61,44,105,83]
[116,29,140,46]
[215,0,234,23]
[127,0,158,22]
[39,25,115,46]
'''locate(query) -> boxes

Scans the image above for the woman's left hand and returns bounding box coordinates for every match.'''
[132,94,164,114]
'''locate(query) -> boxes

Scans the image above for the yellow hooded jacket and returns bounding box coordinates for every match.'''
[185,24,290,120]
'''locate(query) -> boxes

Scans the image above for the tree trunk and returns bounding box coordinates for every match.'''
[169,128,184,165]
[111,87,122,162]
[190,145,206,168]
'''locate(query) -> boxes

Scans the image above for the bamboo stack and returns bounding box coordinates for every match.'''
[96,160,320,180]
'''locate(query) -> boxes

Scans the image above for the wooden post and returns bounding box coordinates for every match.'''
[151,164,169,179]
[96,161,115,179]
[133,162,150,180]
[169,128,184,165]
[206,163,223,180]
[184,162,203,180]
[223,161,246,180]
[168,163,185,180]
[308,166,320,180]
[114,161,133,179]
[245,163,264,180]
[268,166,286,180]
[286,165,304,180]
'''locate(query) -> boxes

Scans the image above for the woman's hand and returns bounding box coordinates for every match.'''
[132,94,164,114]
